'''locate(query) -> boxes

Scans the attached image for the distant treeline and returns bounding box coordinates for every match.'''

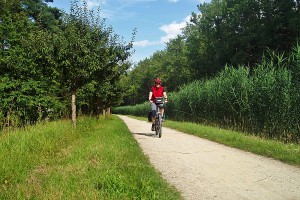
[122,0,300,105]
[114,46,300,143]
[115,0,300,143]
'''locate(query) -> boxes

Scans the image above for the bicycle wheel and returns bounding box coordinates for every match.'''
[155,115,159,136]
[157,114,162,138]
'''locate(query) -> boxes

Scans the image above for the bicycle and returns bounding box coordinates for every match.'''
[154,97,164,138]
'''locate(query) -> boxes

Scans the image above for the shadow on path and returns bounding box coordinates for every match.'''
[134,132,157,137]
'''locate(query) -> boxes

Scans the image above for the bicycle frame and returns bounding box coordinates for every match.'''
[154,101,163,138]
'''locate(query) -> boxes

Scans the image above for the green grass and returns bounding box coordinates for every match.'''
[0,116,182,200]
[129,115,300,167]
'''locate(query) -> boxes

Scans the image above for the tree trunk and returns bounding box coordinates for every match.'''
[37,104,42,123]
[107,98,111,116]
[72,92,76,128]
[6,110,10,128]
[102,101,107,118]
[95,97,100,116]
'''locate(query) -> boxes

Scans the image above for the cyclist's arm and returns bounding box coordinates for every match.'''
[163,92,168,102]
[149,91,153,102]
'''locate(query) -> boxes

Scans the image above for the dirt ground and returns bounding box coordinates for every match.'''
[118,115,300,200]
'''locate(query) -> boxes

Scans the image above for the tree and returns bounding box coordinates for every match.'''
[54,1,103,127]
[183,0,300,79]
[56,0,135,125]
[163,36,192,91]
[122,0,300,106]
[84,27,135,117]
[0,0,65,128]
[0,0,135,129]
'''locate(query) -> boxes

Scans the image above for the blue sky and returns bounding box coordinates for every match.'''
[48,0,211,65]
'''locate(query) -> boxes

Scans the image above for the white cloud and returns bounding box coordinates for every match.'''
[100,9,115,19]
[134,15,191,47]
[198,0,210,3]
[87,1,100,9]
[118,0,157,6]
[80,0,104,9]
[159,15,190,43]
[133,40,161,47]
[77,0,119,19]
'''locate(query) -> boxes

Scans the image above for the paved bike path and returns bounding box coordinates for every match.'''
[118,115,300,200]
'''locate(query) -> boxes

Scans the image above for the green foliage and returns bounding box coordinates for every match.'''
[184,0,300,79]
[0,0,68,128]
[113,102,150,117]
[58,2,102,93]
[0,0,134,129]
[57,0,135,117]
[122,57,157,105]
[126,0,300,102]
[122,37,192,105]
[118,0,300,142]
[167,50,299,142]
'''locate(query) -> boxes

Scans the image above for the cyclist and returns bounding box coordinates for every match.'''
[149,78,168,131]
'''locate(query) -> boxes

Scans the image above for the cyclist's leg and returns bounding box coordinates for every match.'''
[151,103,157,123]
[158,104,164,120]
[151,103,157,130]
[160,108,164,117]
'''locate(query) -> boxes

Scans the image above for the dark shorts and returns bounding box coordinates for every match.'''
[151,102,164,111]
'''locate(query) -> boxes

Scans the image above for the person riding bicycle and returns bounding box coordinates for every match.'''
[149,78,168,131]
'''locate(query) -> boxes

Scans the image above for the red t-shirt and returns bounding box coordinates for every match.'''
[150,86,164,101]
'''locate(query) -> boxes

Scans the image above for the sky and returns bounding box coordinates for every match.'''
[47,0,211,65]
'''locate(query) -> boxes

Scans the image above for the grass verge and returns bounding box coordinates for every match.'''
[0,116,182,199]
[128,115,300,167]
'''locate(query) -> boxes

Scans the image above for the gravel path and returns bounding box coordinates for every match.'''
[118,115,300,200]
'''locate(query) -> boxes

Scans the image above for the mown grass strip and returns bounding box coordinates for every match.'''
[129,115,300,166]
[0,116,182,199]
